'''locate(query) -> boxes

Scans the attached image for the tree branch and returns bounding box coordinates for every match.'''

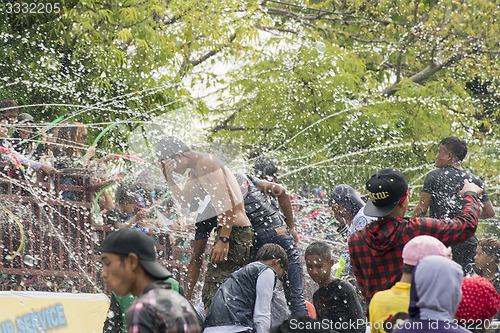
[257,25,298,34]
[264,0,413,27]
[380,52,464,96]
[214,125,275,132]
[263,7,322,31]
[211,110,239,133]
[191,33,237,68]
[348,34,404,45]
[178,33,237,78]
[477,49,500,54]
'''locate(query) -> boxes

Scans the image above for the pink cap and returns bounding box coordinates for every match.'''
[402,235,451,266]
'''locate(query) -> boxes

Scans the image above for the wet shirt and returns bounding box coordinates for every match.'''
[194,194,218,240]
[313,279,366,333]
[126,281,202,333]
[423,166,489,219]
[348,193,480,307]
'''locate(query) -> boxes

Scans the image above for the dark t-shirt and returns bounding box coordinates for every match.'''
[313,279,366,333]
[423,166,489,219]
[194,202,217,240]
[193,188,218,240]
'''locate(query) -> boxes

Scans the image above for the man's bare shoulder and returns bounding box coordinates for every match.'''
[193,153,225,175]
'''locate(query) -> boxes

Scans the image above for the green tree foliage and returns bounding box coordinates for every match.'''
[207,0,500,205]
[0,0,260,151]
[1,0,499,233]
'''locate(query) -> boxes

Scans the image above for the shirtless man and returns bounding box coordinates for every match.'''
[156,136,253,310]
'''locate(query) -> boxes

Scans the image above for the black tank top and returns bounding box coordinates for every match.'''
[234,173,284,231]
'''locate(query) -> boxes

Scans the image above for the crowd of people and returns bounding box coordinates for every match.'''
[2,100,500,333]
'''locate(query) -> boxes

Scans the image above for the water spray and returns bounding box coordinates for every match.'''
[1,206,25,261]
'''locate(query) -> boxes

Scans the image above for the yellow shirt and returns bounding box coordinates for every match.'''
[369,282,410,333]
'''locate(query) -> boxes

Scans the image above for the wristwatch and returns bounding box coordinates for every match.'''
[219,236,230,243]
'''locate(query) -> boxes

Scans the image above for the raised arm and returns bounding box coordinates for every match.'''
[411,191,431,218]
[479,200,495,219]
[410,180,483,247]
[255,179,299,244]
[160,161,200,208]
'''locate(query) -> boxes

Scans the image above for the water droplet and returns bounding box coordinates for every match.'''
[23,255,36,267]
[316,41,326,53]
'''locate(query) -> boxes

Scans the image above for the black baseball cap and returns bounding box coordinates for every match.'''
[100,229,171,280]
[155,136,190,162]
[364,168,408,217]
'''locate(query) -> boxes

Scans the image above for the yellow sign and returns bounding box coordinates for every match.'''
[0,291,109,333]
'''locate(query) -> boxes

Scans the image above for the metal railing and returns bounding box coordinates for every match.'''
[0,162,205,294]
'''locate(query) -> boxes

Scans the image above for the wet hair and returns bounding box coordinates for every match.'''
[254,157,277,181]
[255,243,289,273]
[160,195,175,211]
[478,238,500,264]
[383,312,409,333]
[0,99,19,113]
[155,136,190,162]
[328,184,364,216]
[440,137,467,161]
[117,253,128,265]
[115,183,139,204]
[305,241,332,261]
[46,126,59,139]
[402,263,415,274]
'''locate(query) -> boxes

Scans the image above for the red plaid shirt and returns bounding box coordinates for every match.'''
[348,192,480,307]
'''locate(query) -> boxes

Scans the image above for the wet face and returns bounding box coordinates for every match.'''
[46,128,59,145]
[170,154,188,174]
[330,203,354,225]
[75,126,88,147]
[0,118,9,137]
[100,252,135,296]
[274,261,285,279]
[17,123,33,139]
[305,254,333,288]
[118,200,136,215]
[435,144,453,168]
[475,246,495,271]
[267,259,285,279]
[2,109,19,124]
